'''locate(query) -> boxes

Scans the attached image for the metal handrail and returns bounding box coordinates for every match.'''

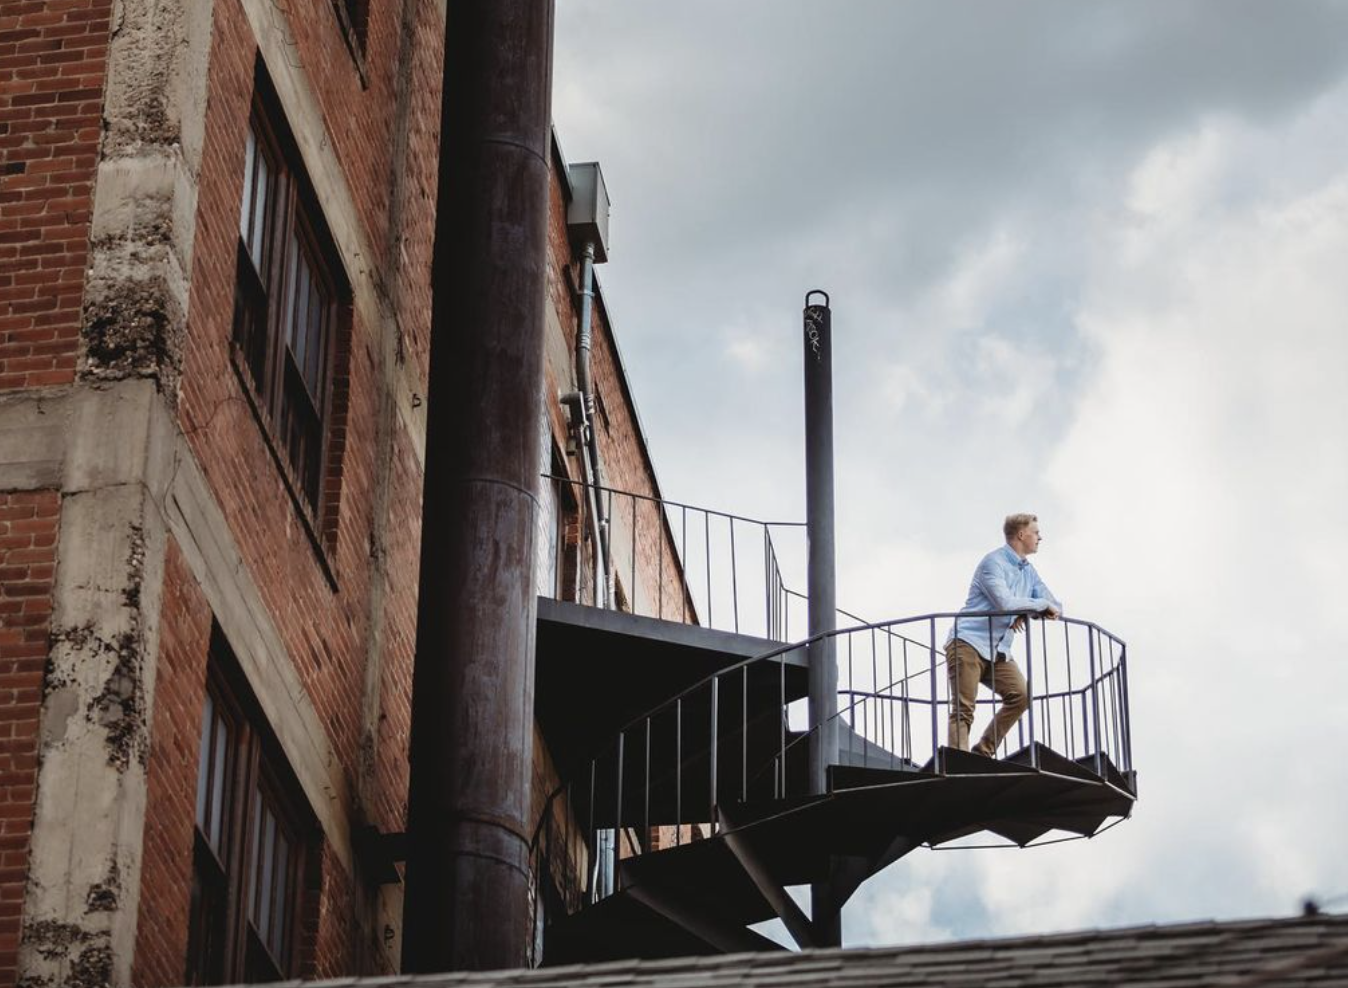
[543,473,805,638]
[531,608,1132,913]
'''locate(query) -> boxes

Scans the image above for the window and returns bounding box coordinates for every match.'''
[186,632,314,985]
[233,67,350,550]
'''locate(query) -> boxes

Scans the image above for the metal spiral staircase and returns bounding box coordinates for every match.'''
[530,295,1135,962]
[533,610,1136,963]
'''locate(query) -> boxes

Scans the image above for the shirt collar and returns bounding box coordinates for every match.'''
[1000,543,1029,570]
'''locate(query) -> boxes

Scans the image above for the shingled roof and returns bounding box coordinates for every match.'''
[248,912,1348,988]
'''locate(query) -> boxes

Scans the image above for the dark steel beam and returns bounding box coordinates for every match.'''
[626,885,784,955]
[719,807,817,950]
[402,0,555,972]
[803,291,840,945]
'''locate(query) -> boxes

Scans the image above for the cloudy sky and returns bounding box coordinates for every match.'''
[553,1,1348,947]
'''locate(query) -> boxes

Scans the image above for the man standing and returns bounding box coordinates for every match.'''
[946,513,1061,757]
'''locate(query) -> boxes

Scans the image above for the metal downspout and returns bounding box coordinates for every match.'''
[573,241,612,609]
[402,0,555,973]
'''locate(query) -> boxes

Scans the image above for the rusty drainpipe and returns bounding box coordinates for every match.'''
[564,241,612,609]
[402,0,555,973]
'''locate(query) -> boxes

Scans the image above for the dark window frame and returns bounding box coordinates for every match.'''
[331,0,370,84]
[231,65,352,582]
[186,630,317,985]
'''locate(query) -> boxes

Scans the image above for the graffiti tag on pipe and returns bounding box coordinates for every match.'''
[804,306,826,361]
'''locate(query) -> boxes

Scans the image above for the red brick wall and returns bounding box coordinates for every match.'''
[133,0,442,978]
[367,427,423,838]
[132,540,211,988]
[0,1,110,391]
[175,0,440,769]
[0,490,59,985]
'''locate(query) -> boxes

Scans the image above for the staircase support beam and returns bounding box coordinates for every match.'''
[626,884,783,955]
[721,810,818,950]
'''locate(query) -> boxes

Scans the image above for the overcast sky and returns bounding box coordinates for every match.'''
[553,1,1348,946]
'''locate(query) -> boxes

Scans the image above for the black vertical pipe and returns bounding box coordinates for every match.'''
[803,290,839,945]
[403,0,555,973]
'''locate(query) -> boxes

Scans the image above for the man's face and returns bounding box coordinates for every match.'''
[1014,521,1042,556]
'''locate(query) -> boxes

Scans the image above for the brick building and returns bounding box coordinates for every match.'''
[0,1,689,984]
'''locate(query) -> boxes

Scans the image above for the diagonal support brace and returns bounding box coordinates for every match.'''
[626,883,784,955]
[720,806,818,950]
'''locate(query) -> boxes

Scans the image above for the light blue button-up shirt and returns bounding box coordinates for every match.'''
[947,544,1062,660]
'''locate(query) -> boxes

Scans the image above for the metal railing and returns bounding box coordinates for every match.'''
[543,474,805,640]
[530,609,1130,909]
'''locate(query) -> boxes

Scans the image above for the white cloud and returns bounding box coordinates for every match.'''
[554,1,1348,947]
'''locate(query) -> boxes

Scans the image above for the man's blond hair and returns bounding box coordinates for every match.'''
[1003,513,1038,542]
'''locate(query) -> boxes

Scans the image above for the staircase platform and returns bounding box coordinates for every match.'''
[535,597,807,779]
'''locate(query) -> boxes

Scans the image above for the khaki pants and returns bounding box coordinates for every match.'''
[946,639,1029,757]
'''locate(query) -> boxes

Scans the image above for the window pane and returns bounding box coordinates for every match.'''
[305,279,322,395]
[258,806,276,938]
[194,693,214,830]
[283,236,300,354]
[208,713,229,851]
[250,151,270,264]
[239,130,256,243]
[292,246,310,361]
[272,836,290,958]
[247,796,261,925]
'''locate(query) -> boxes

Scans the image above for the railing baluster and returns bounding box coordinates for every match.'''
[704,510,712,628]
[605,488,614,605]
[762,528,771,639]
[644,718,651,841]
[887,631,895,768]
[675,697,683,846]
[729,517,739,633]
[657,501,665,621]
[631,495,637,615]
[1108,637,1122,765]
[741,664,748,801]
[565,781,573,906]
[1041,617,1052,752]
[1064,622,1075,759]
[929,618,939,771]
[1116,644,1126,776]
[588,759,597,903]
[681,505,688,623]
[709,677,719,832]
[779,653,787,796]
[1087,628,1102,775]
[902,639,911,763]
[613,733,624,890]
[1025,612,1037,767]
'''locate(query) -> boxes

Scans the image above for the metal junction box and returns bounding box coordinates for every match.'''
[567,161,610,263]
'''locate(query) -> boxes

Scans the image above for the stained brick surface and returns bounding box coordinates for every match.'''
[132,541,212,988]
[0,0,110,390]
[0,490,58,985]
[137,0,444,979]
